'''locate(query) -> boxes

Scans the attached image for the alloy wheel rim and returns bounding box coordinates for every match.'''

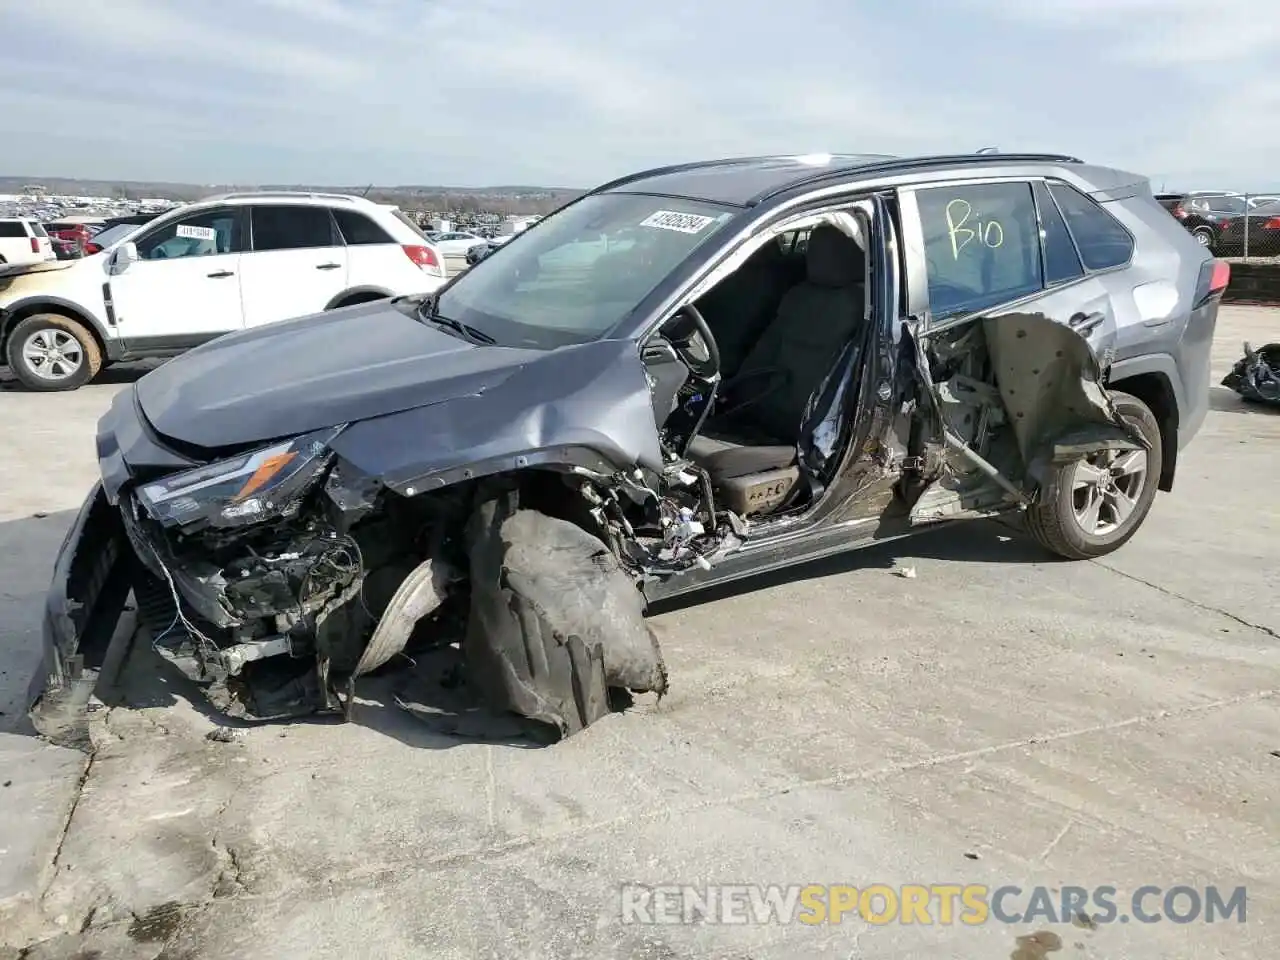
[1070,448,1148,537]
[21,329,83,380]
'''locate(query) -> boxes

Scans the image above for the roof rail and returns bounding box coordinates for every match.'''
[591,153,900,196]
[751,152,1085,203]
[200,190,362,203]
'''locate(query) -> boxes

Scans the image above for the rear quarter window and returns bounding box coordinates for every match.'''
[1047,183,1134,270]
[1033,181,1083,285]
[30,222,48,238]
[333,209,395,245]
[388,208,427,240]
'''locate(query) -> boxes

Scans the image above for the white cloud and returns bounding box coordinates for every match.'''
[0,0,1275,189]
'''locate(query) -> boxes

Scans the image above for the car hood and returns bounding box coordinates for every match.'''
[135,300,545,451]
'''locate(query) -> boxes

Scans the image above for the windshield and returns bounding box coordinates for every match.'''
[432,193,735,348]
[89,223,137,249]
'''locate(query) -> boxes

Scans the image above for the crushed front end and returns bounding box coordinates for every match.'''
[29,398,466,734]
[29,373,684,742]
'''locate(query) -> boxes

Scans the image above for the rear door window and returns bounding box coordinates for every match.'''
[0,221,26,237]
[916,181,1044,319]
[332,209,394,245]
[251,205,338,251]
[1047,183,1134,270]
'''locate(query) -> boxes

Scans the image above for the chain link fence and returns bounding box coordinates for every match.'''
[1155,192,1280,260]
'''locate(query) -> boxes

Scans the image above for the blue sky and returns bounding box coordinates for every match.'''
[1,0,1276,190]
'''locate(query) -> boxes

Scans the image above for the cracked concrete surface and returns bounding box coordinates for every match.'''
[1,312,1278,958]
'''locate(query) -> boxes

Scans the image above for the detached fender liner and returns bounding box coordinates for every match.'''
[463,492,667,738]
[27,482,136,747]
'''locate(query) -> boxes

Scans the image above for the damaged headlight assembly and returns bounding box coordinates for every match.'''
[135,425,345,530]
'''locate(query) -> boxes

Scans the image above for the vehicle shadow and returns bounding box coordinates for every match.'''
[91,362,159,385]
[649,516,1047,614]
[2,510,1048,751]
[103,634,553,752]
[0,361,155,391]
[1208,385,1279,414]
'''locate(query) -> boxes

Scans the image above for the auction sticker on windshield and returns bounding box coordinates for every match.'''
[640,211,718,234]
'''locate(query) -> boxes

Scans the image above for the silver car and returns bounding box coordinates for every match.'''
[31,152,1228,740]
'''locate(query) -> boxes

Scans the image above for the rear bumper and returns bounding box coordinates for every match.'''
[26,482,135,747]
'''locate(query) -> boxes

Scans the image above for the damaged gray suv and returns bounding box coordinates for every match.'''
[30,152,1230,744]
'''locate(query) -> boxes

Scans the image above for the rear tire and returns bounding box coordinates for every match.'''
[1192,227,1214,249]
[1025,391,1163,560]
[5,313,102,391]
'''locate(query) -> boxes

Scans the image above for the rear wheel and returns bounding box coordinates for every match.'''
[1025,391,1163,560]
[5,313,102,391]
[1192,226,1214,248]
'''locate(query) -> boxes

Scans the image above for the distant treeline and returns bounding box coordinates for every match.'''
[0,177,584,216]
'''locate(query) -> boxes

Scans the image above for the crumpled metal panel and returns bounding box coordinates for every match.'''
[982,312,1147,483]
[1222,342,1280,406]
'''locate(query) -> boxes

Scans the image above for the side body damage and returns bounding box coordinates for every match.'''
[30,155,1202,743]
[29,308,1137,746]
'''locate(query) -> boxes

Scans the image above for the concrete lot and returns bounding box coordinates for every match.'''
[0,307,1277,958]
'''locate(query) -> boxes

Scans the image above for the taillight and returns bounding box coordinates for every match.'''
[30,237,40,253]
[1173,205,1188,218]
[1194,258,1230,308]
[1265,218,1280,230]
[1209,259,1230,294]
[84,242,102,255]
[402,244,441,274]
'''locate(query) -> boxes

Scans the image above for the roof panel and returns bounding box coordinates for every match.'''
[603,155,897,205]
[603,153,1090,205]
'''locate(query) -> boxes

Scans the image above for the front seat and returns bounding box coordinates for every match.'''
[686,224,866,515]
[694,239,793,379]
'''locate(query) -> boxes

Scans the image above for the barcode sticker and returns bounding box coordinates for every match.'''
[639,211,717,234]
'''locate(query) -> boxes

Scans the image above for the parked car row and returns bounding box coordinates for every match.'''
[1156,192,1280,255]
[0,218,55,265]
[0,192,447,390]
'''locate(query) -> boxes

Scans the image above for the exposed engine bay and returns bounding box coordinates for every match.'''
[116,413,745,735]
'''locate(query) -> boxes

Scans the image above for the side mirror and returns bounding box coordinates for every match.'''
[110,242,138,273]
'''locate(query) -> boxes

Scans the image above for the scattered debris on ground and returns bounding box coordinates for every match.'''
[1222,341,1280,406]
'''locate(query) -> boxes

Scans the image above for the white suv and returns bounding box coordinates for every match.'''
[0,218,55,266]
[0,192,446,391]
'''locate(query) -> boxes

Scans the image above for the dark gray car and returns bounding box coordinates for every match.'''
[30,152,1229,744]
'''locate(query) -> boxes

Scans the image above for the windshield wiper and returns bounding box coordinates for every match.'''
[416,296,496,345]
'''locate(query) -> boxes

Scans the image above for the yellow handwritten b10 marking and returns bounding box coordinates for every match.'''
[945,199,1004,259]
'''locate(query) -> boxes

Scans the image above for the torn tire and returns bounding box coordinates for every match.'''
[463,492,667,738]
